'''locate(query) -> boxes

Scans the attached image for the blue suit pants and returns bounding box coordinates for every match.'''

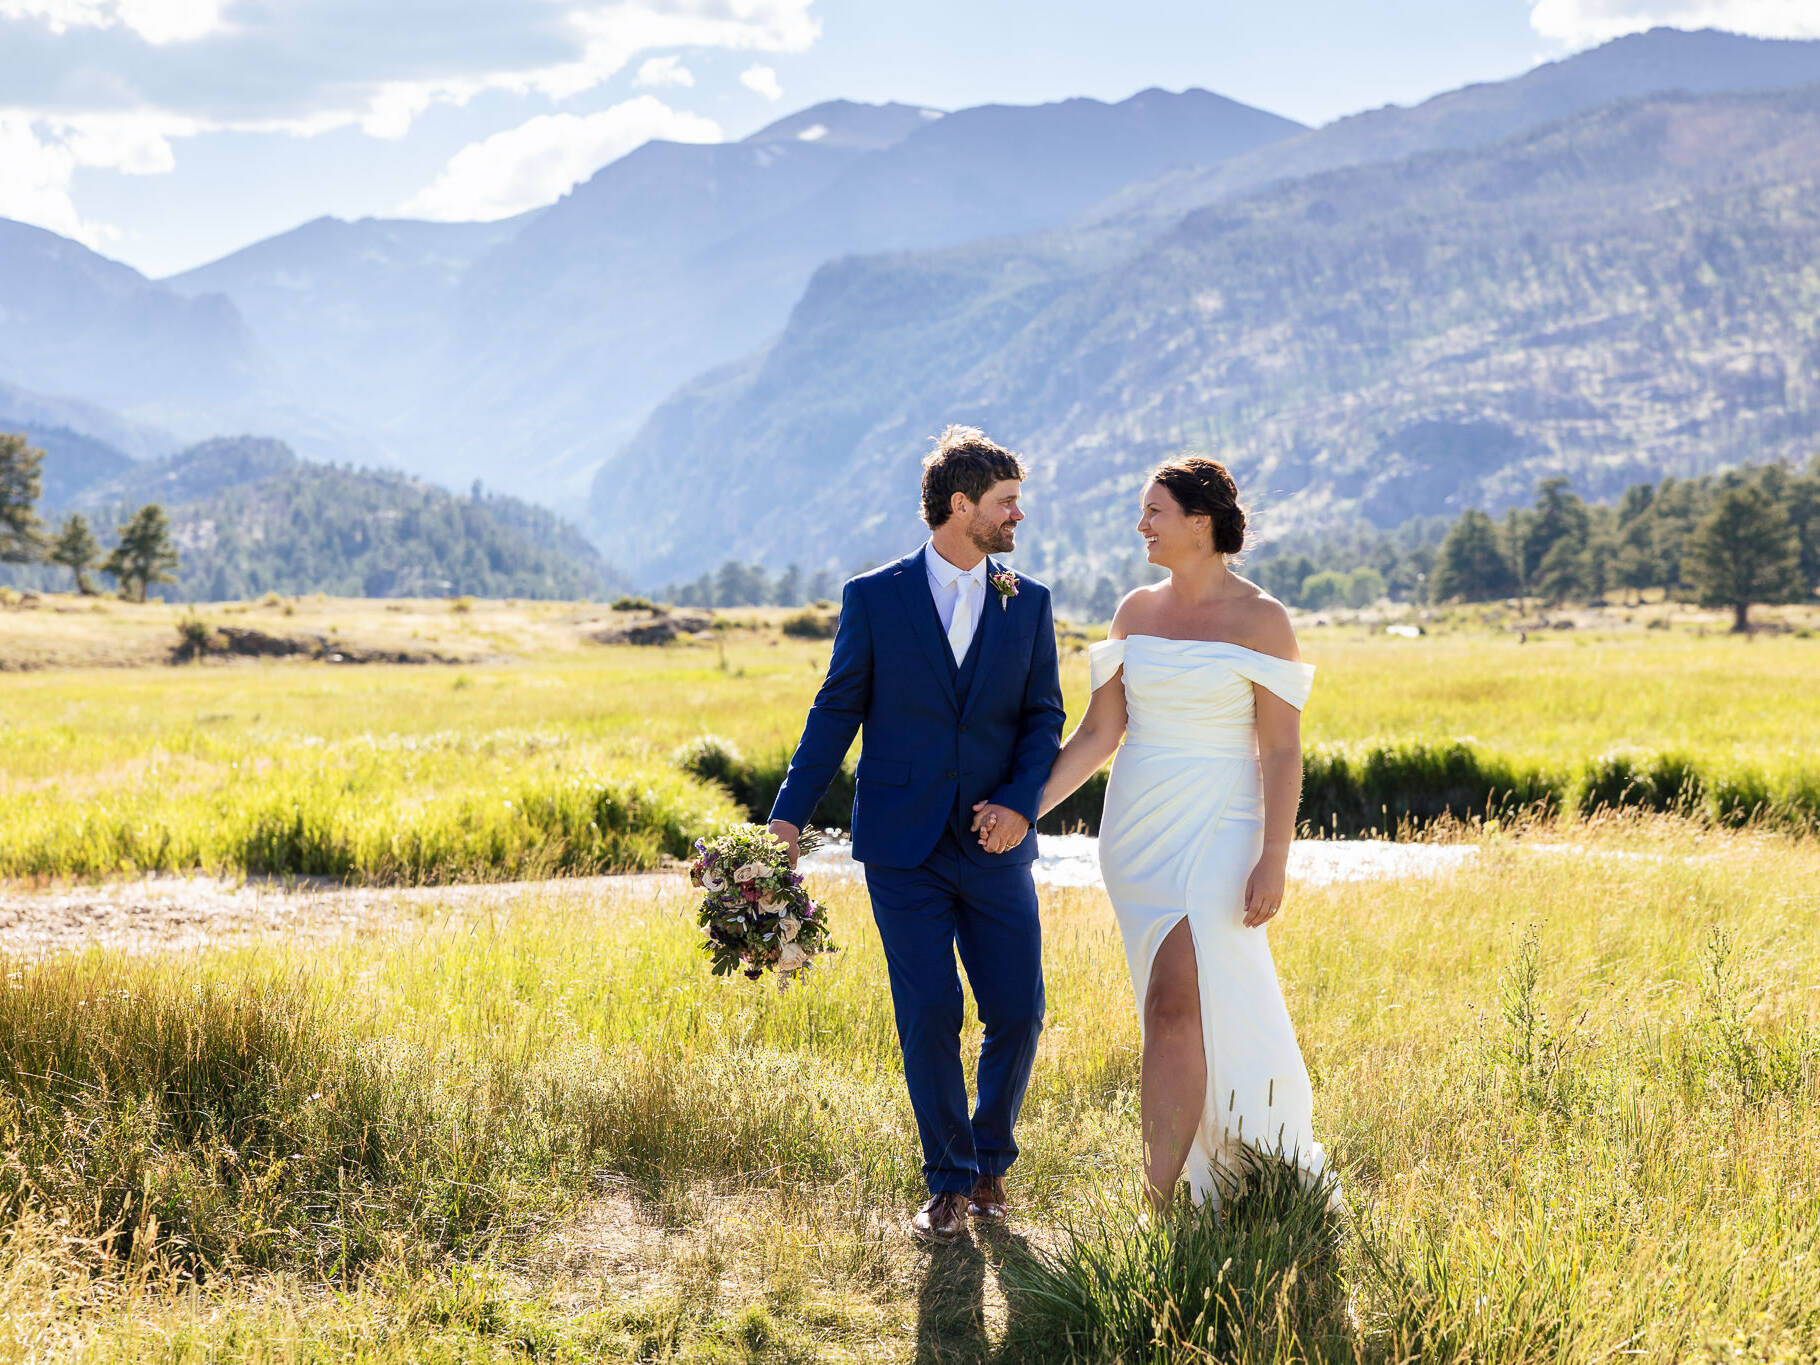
[864,826,1045,1196]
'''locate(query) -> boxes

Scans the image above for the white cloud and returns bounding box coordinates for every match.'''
[0,114,115,245]
[1529,0,1820,43]
[114,0,222,43]
[0,0,818,249]
[634,54,694,87]
[400,96,722,221]
[59,109,195,171]
[0,0,223,44]
[0,2,821,134]
[0,108,189,247]
[739,63,783,101]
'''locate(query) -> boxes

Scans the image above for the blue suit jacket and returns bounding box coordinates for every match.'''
[770,547,1066,870]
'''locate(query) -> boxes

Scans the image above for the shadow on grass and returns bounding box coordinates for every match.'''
[915,1233,988,1365]
[914,1222,1043,1365]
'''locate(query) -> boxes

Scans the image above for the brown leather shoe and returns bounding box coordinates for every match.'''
[967,1175,1008,1221]
[911,1191,970,1242]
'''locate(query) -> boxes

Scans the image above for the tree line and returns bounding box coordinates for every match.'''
[2,433,179,601]
[1423,460,1819,629]
[654,458,1819,634]
[660,562,843,609]
[1238,460,1818,630]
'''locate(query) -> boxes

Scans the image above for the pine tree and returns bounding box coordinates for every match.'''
[1683,485,1802,632]
[50,513,102,595]
[0,431,46,563]
[102,504,180,603]
[1785,460,1820,593]
[1519,477,1592,586]
[1431,509,1517,602]
[1536,536,1590,605]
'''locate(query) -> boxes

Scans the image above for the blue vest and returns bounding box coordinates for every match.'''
[938,588,988,841]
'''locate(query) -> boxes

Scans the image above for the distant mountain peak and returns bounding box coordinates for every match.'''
[744,100,944,151]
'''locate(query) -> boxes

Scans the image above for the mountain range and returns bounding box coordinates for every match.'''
[609,82,1820,583]
[6,26,1820,594]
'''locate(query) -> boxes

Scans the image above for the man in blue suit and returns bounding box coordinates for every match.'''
[768,426,1065,1241]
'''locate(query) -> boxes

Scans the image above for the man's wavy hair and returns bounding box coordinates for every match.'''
[920,426,1026,528]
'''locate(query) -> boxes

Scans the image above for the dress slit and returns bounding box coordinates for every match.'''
[1133,913,1228,1205]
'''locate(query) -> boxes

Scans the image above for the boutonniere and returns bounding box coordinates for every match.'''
[988,568,1019,610]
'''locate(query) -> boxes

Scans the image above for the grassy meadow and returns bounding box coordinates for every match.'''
[1,593,1818,882]
[1,593,1818,1361]
[2,823,1817,1361]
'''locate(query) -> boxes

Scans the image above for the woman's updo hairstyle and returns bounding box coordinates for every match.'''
[1150,456,1246,555]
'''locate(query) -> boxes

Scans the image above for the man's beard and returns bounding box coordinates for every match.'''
[968,513,1015,554]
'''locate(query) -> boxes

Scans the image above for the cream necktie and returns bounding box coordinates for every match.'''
[946,578,973,665]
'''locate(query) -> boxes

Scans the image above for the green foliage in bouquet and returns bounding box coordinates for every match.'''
[690,825,836,989]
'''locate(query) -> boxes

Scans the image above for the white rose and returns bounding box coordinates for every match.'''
[701,871,727,893]
[779,916,801,943]
[776,942,809,973]
[758,897,785,914]
[733,862,764,884]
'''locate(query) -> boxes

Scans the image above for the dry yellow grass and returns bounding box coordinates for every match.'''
[0,820,1814,1361]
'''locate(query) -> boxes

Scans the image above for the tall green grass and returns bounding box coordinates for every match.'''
[3,830,1818,1359]
[1002,1160,1350,1363]
[679,733,1820,840]
[0,762,736,882]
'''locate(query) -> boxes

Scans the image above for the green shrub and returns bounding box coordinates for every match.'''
[1575,749,1706,817]
[1300,739,1562,837]
[1039,770,1109,835]
[611,595,656,612]
[675,735,854,831]
[780,609,838,639]
[172,616,217,662]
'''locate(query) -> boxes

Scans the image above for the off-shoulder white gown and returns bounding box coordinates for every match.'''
[1088,634,1333,1205]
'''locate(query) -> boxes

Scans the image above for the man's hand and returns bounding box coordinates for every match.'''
[969,802,1030,855]
[768,819,803,869]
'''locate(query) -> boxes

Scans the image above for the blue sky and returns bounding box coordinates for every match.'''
[2,0,1813,278]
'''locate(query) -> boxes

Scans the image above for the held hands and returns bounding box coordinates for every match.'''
[1242,848,1289,928]
[767,819,803,869]
[969,802,1030,855]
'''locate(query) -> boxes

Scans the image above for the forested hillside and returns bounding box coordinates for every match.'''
[598,85,1820,587]
[9,436,622,601]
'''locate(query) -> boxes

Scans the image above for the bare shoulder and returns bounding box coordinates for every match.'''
[1108,583,1165,641]
[1230,578,1300,661]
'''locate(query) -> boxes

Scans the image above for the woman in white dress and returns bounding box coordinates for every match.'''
[1036,457,1333,1211]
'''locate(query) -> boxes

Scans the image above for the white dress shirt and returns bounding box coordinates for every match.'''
[923,540,988,664]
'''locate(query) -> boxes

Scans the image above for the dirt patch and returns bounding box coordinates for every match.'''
[0,870,684,957]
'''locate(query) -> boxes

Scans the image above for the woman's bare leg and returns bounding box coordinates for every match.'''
[1141,917,1207,1211]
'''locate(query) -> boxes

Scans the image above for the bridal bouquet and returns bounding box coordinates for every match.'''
[689,825,836,990]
